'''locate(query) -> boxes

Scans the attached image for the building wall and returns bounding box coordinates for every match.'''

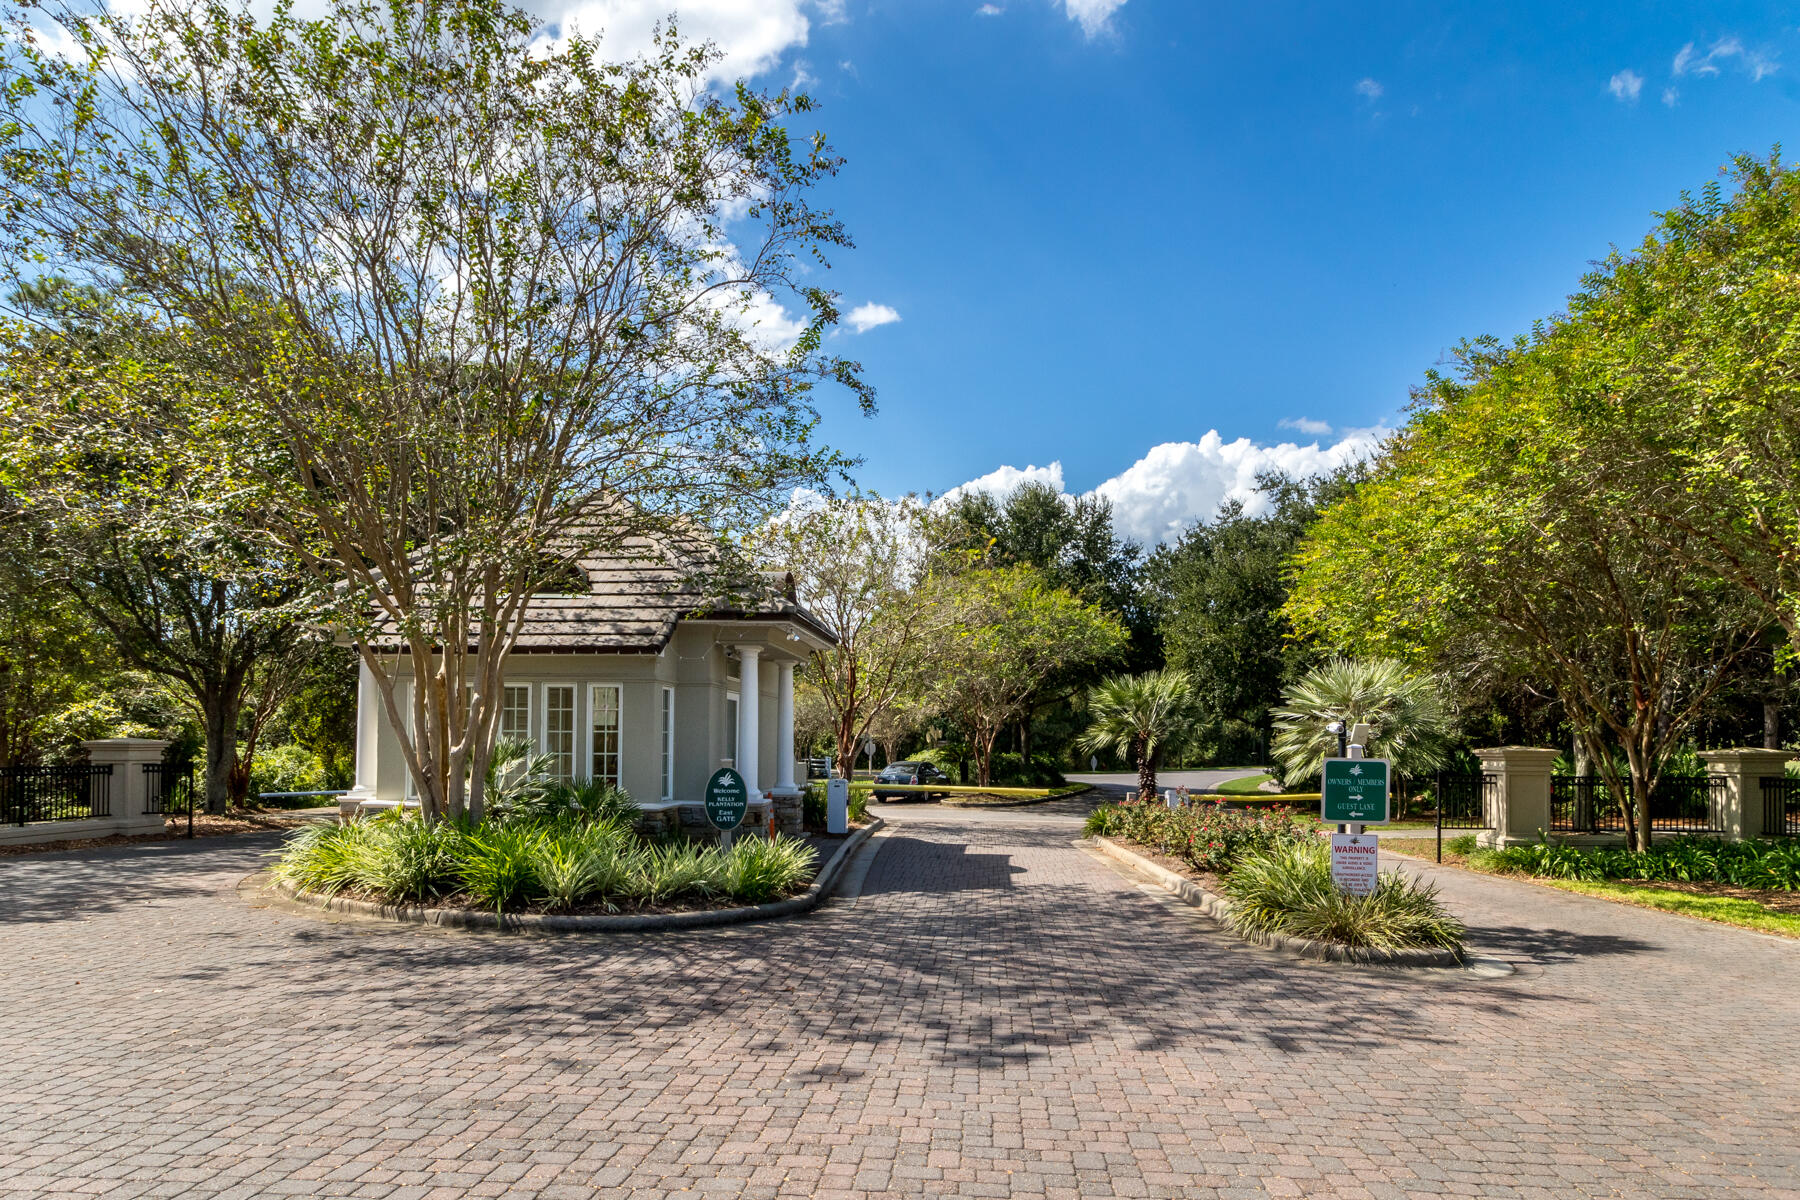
[357,627,803,807]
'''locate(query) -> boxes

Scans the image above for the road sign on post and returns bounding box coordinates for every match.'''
[705,768,749,838]
[1321,758,1390,824]
[1330,833,1380,895]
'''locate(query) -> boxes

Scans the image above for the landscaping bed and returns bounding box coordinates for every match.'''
[939,784,1091,808]
[273,808,841,917]
[1084,798,1465,959]
[1433,836,1800,937]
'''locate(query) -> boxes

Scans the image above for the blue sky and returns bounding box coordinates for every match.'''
[566,0,1799,541]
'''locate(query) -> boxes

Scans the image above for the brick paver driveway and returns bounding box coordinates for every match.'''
[3,808,1798,1199]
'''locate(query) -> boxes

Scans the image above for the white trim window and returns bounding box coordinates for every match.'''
[543,684,576,783]
[724,693,739,767]
[659,687,675,802]
[590,684,622,788]
[499,684,532,745]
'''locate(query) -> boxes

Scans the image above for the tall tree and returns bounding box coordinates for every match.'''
[1144,469,1361,763]
[749,494,946,773]
[933,565,1125,786]
[0,0,870,821]
[0,291,303,809]
[1286,326,1766,850]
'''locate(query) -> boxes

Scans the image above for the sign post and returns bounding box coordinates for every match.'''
[704,767,749,848]
[1321,757,1388,896]
[1321,758,1391,825]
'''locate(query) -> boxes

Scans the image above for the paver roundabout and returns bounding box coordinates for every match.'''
[3,804,1798,1198]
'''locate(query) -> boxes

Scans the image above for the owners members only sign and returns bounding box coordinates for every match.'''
[1330,833,1380,896]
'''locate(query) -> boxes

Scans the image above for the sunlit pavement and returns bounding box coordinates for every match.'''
[2,809,1796,1198]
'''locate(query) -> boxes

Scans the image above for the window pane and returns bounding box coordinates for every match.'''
[500,685,531,744]
[545,686,575,783]
[660,688,674,802]
[590,684,621,788]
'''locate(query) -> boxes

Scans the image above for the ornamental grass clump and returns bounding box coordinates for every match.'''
[1223,841,1465,952]
[275,810,821,914]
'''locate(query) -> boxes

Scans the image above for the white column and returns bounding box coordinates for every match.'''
[736,645,762,801]
[774,661,798,796]
[347,658,379,802]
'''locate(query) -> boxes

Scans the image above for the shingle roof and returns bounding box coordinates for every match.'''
[368,532,834,654]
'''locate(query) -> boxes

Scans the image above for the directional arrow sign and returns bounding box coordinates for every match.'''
[1321,758,1390,824]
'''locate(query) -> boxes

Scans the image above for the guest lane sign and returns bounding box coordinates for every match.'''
[1320,758,1390,824]
[704,767,749,831]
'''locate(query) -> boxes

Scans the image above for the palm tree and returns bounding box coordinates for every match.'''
[1077,670,1202,800]
[1271,658,1451,786]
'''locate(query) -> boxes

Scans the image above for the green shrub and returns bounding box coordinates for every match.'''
[637,842,725,905]
[1444,834,1479,855]
[251,743,333,799]
[1469,837,1800,890]
[276,813,822,912]
[1224,841,1465,951]
[459,823,547,913]
[1083,797,1310,875]
[723,835,818,903]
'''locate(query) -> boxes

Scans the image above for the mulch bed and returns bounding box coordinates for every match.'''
[0,810,327,857]
[1111,837,1229,897]
[1379,836,1472,867]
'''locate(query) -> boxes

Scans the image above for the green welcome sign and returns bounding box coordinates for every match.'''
[1321,758,1390,824]
[704,767,749,831]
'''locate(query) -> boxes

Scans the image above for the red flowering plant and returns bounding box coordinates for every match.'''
[1085,797,1312,875]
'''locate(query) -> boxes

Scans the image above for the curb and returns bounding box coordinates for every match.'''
[1090,835,1465,967]
[268,818,883,932]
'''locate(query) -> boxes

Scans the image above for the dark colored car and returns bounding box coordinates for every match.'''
[872,761,953,801]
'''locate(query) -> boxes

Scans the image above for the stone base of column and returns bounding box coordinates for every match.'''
[769,789,804,837]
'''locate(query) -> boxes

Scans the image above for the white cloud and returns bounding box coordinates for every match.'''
[1607,69,1643,102]
[1277,417,1333,436]
[540,0,823,81]
[846,302,902,334]
[1062,0,1127,38]
[1672,36,1778,82]
[938,463,1066,507]
[1354,77,1384,100]
[943,428,1390,546]
[1663,86,1680,106]
[977,3,1004,14]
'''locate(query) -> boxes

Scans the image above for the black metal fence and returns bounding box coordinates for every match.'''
[1761,776,1800,837]
[1550,774,1725,835]
[1,765,113,825]
[1432,772,1496,862]
[142,762,195,816]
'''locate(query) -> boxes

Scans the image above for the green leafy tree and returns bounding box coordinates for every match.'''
[0,0,870,821]
[1144,469,1361,763]
[933,565,1126,786]
[0,527,111,765]
[749,495,950,774]
[1075,670,1203,799]
[1270,658,1453,786]
[1286,323,1766,849]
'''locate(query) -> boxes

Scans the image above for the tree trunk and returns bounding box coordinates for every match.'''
[201,693,240,814]
[1765,701,1781,751]
[1136,737,1157,801]
[975,727,998,787]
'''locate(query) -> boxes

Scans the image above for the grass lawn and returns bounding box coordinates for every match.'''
[1380,836,1800,937]
[1531,878,1800,939]
[1210,773,1272,795]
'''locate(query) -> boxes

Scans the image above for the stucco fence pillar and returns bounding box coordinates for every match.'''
[1698,748,1792,841]
[1475,746,1560,849]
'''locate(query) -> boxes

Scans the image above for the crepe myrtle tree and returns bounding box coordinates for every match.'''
[0,0,872,821]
